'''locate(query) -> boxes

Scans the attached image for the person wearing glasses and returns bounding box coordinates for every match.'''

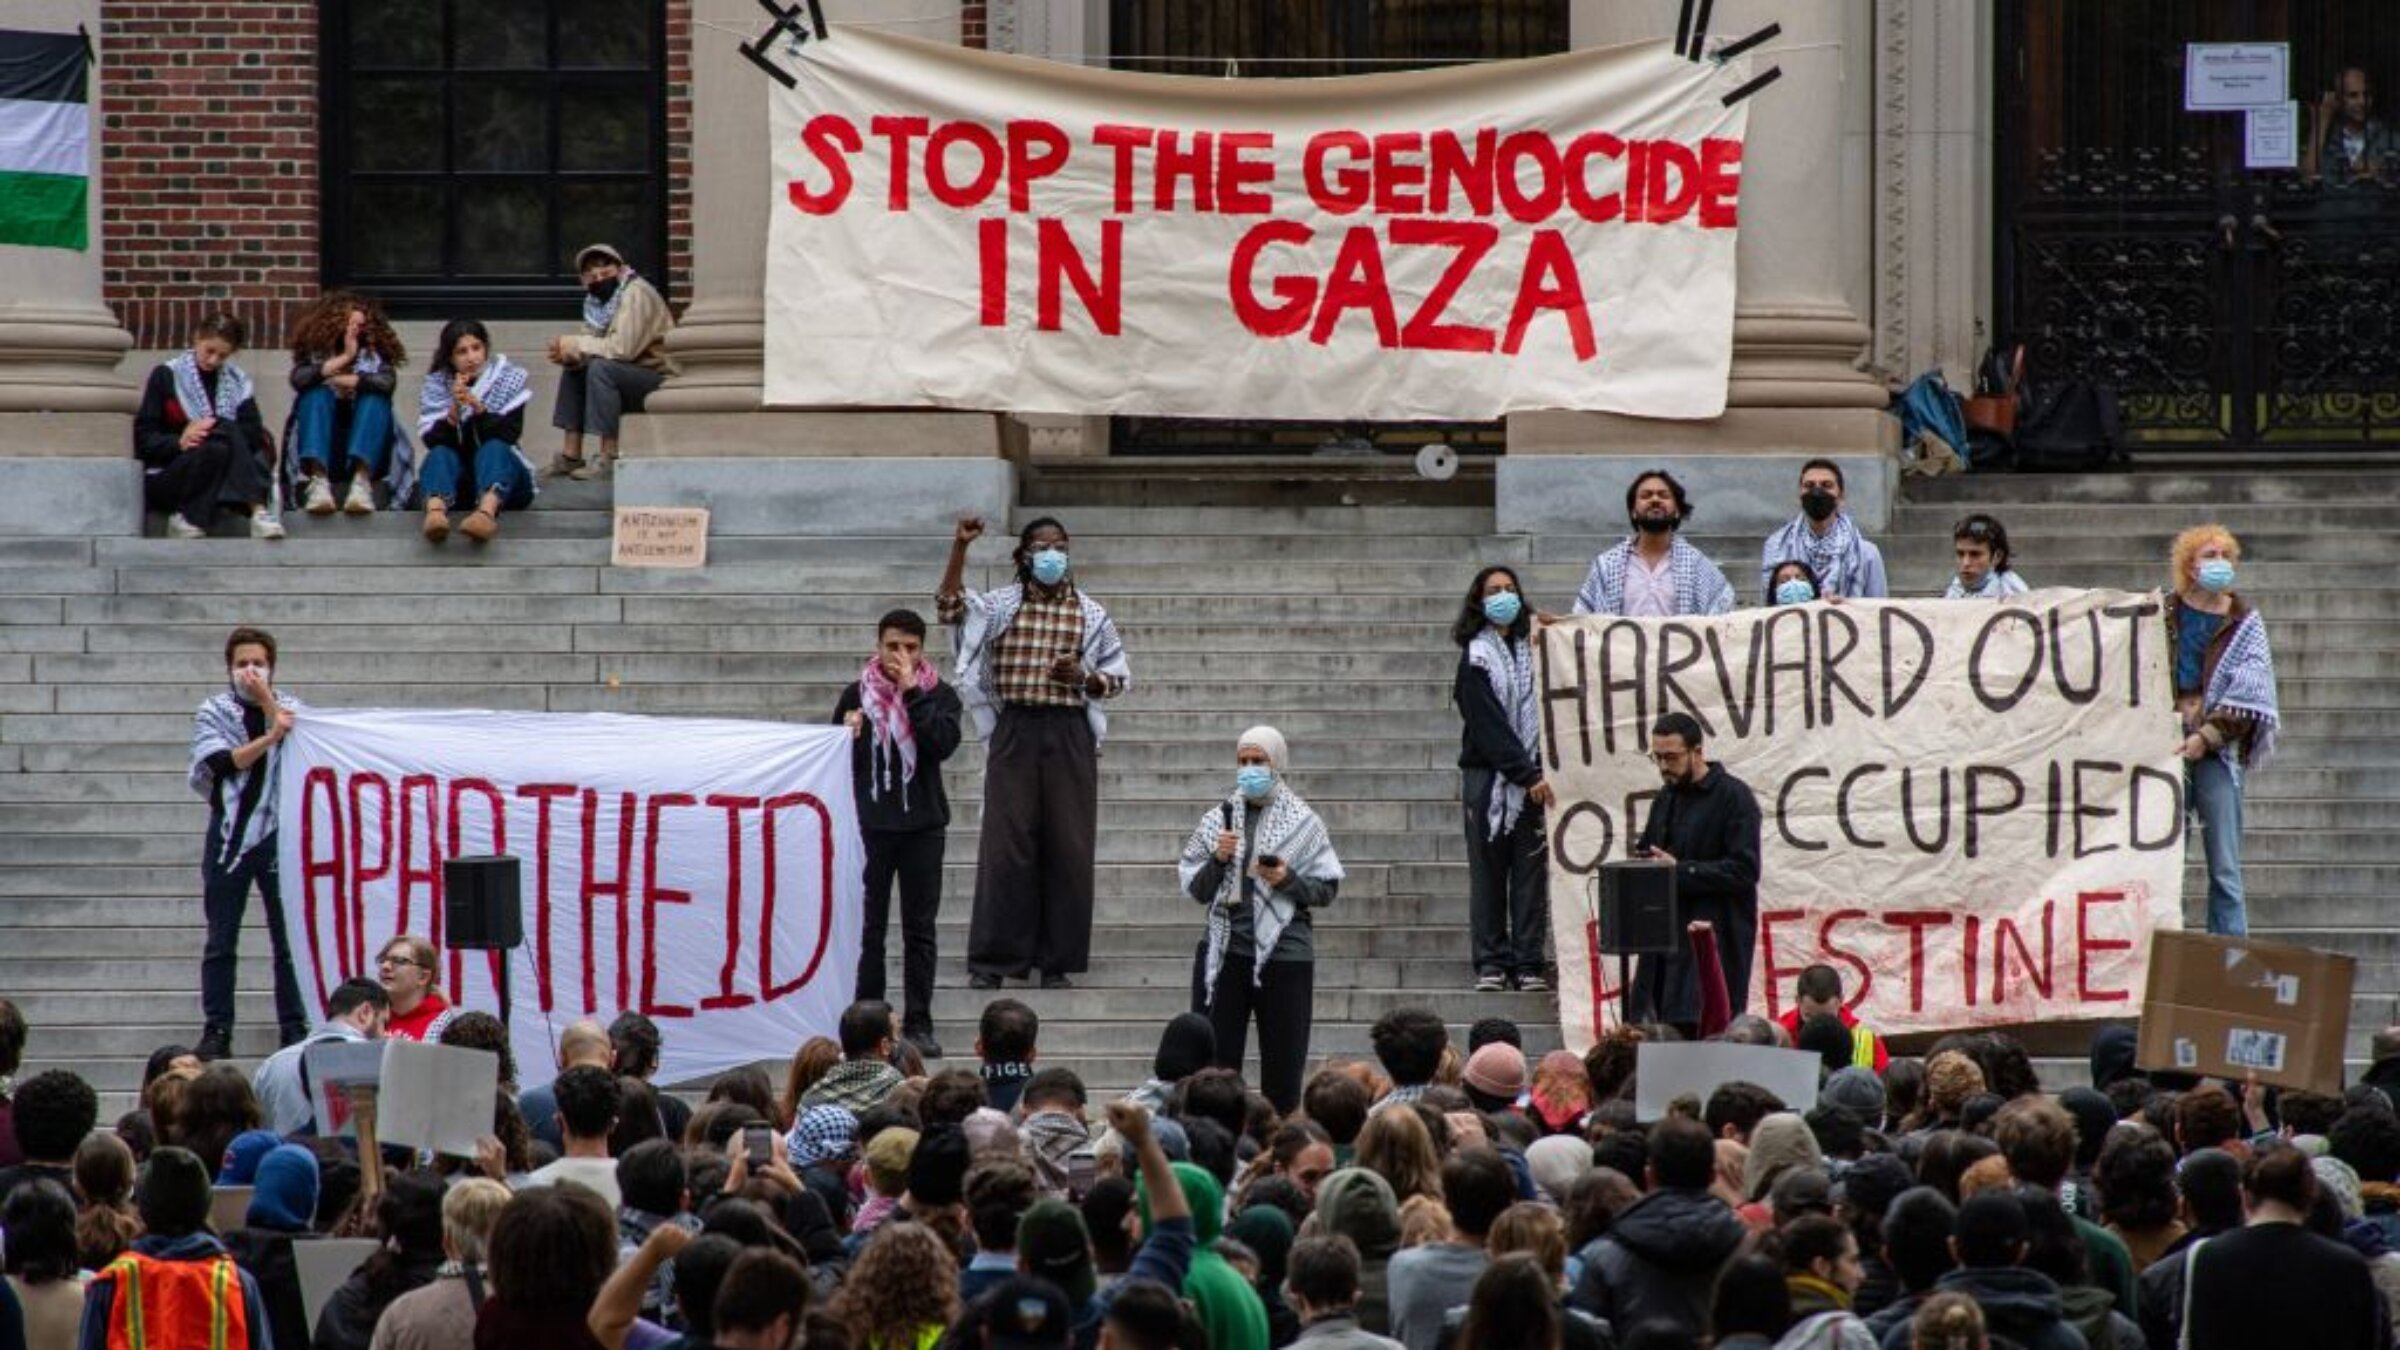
[377,935,454,1042]
[1627,712,1761,1037]
[1944,514,2029,600]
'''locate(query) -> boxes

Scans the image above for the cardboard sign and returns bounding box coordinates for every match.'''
[1634,1042,1824,1123]
[2136,930,2355,1092]
[1540,590,2185,1051]
[2185,43,2289,111]
[376,1039,500,1159]
[766,28,1753,421]
[303,1040,385,1137]
[612,507,709,569]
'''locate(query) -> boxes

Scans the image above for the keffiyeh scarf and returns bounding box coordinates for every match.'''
[1180,785,1344,1005]
[168,351,253,424]
[415,355,532,439]
[858,655,938,805]
[1020,1110,1092,1196]
[584,268,640,334]
[1467,628,1540,841]
[1574,536,1736,616]
[2205,608,2280,774]
[1761,512,1866,599]
[951,583,1132,743]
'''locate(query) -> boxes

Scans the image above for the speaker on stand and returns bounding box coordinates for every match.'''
[1590,859,1679,1026]
[445,856,524,1030]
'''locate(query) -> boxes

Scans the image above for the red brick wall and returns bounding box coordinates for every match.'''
[99,1,694,350]
[962,3,986,49]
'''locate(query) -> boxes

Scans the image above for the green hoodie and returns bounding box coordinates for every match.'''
[1140,1161,1270,1350]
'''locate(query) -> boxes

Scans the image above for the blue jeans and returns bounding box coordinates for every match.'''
[2190,752,2246,935]
[293,385,393,480]
[419,439,534,511]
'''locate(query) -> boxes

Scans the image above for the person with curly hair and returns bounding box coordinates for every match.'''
[833,1220,961,1350]
[284,290,411,517]
[2166,523,2279,936]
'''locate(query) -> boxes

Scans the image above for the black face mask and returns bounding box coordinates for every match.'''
[585,276,622,303]
[1633,513,1681,535]
[1801,490,1839,522]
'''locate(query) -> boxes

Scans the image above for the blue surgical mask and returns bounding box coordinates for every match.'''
[1029,548,1070,586]
[2196,559,2236,592]
[1482,592,1522,626]
[1237,765,1275,800]
[1774,579,1816,606]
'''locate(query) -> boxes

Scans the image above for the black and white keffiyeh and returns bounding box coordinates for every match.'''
[415,355,532,439]
[167,351,253,424]
[2205,608,2281,775]
[583,267,640,334]
[1760,511,1866,600]
[1180,785,1343,1004]
[1573,536,1736,616]
[1467,627,1540,840]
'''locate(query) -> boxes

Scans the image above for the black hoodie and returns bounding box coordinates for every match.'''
[1875,1266,2085,1350]
[1567,1186,1747,1337]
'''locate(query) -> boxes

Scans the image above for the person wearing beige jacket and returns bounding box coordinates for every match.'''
[542,242,678,481]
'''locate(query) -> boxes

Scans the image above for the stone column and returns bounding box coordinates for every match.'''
[1503,0,1895,536]
[617,0,1013,535]
[1870,0,1995,388]
[0,0,140,536]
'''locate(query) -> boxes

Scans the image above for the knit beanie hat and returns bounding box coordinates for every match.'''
[1153,1014,1217,1084]
[247,1144,321,1232]
[2317,1155,2366,1221]
[2089,1025,2142,1093]
[217,1128,281,1186]
[1525,1135,1593,1203]
[1463,1043,1527,1102]
[137,1146,214,1236]
[1017,1199,1098,1304]
[865,1126,919,1196]
[1819,1066,1886,1120]
[1742,1112,1826,1202]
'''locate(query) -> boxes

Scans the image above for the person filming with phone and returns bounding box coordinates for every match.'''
[1178,726,1343,1115]
[1625,712,1761,1039]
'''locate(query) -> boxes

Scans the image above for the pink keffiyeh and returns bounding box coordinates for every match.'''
[859,654,938,803]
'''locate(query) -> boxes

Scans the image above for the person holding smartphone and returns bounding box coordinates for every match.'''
[1178,727,1342,1115]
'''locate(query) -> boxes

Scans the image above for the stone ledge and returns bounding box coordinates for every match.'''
[613,456,1015,536]
[0,456,142,536]
[1497,448,1898,537]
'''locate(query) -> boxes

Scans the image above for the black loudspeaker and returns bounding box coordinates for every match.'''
[1597,860,1680,954]
[444,855,524,951]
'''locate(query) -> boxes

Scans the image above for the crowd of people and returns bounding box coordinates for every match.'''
[5,975,2399,1350]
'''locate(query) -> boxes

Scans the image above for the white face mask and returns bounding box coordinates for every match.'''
[229,660,272,699]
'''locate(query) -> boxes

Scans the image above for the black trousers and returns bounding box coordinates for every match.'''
[145,431,270,530]
[1192,944,1315,1114]
[1462,768,1549,977]
[856,826,945,1031]
[200,833,311,1043]
[968,706,1098,977]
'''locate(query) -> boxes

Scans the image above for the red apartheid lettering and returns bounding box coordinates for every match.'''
[1751,890,2140,1021]
[295,769,835,1019]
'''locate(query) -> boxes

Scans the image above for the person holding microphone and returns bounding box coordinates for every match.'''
[1180,727,1342,1115]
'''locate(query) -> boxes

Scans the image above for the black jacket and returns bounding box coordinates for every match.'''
[832,678,965,834]
[1630,763,1762,1025]
[1567,1186,1747,1337]
[1878,1267,2088,1350]
[222,1228,316,1350]
[1453,646,1541,786]
[134,363,270,470]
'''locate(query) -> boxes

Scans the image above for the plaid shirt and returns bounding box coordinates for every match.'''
[990,584,1088,709]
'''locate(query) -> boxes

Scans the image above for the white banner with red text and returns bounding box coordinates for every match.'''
[764,27,1752,420]
[1541,590,2187,1052]
[275,710,862,1089]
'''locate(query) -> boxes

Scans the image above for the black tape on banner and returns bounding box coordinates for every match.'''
[1715,23,1780,63]
[1723,66,1782,107]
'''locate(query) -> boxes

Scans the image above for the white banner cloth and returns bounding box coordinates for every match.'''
[1541,591,2187,1051]
[766,27,1751,420]
[275,710,863,1089]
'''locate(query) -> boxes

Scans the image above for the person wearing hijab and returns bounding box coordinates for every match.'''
[1180,726,1344,1115]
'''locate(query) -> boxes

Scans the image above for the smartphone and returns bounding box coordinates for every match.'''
[744,1126,772,1168]
[1257,854,1282,869]
[1066,1149,1098,1201]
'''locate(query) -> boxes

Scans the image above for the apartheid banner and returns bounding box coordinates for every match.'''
[764,27,1752,421]
[1540,591,2187,1051]
[274,710,863,1088]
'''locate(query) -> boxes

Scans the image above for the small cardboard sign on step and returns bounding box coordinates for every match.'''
[2136,930,2354,1092]
[612,507,709,568]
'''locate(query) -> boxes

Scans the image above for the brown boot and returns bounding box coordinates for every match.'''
[421,501,450,543]
[459,508,500,543]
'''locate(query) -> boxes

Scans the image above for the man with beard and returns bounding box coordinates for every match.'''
[1628,712,1761,1036]
[1568,469,1737,617]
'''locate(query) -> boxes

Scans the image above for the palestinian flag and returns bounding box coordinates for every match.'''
[0,28,90,250]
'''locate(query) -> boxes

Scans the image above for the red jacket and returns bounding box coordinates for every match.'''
[1776,1005,1888,1073]
[385,990,452,1043]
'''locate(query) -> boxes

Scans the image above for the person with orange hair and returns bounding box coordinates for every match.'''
[2166,524,2279,936]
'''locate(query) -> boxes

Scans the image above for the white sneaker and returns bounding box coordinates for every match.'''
[166,513,206,539]
[343,477,376,515]
[250,510,287,541]
[302,476,337,516]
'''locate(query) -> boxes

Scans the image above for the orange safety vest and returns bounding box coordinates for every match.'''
[102,1249,251,1350]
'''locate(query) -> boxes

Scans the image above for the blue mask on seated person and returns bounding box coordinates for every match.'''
[1482,592,1522,626]
[1774,579,1817,606]
[2196,559,2236,592]
[1237,766,1275,800]
[1029,548,1071,587]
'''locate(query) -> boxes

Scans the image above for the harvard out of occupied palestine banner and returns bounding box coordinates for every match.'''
[1540,591,2187,1052]
[275,710,863,1089]
[765,27,1750,421]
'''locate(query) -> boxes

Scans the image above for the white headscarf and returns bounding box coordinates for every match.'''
[1238,725,1289,772]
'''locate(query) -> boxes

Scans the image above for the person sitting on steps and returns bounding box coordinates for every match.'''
[540,242,677,482]
[134,312,285,540]
[283,290,412,519]
[415,318,536,545]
